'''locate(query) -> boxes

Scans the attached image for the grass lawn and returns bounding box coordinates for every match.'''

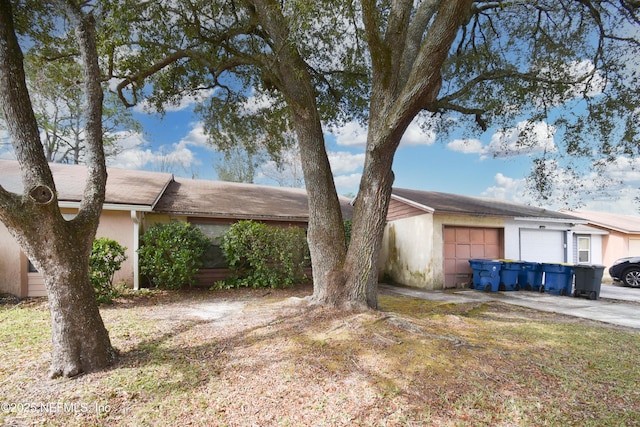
[1,284,639,426]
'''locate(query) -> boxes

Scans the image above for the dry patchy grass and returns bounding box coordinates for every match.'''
[1,285,639,426]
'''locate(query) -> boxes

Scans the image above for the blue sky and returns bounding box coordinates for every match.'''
[98,92,640,216]
[1,83,637,215]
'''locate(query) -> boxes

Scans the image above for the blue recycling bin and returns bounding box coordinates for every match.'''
[469,259,502,292]
[541,263,574,296]
[519,262,543,291]
[499,261,523,291]
[469,259,484,289]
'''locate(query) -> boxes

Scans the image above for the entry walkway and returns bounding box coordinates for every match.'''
[379,283,640,330]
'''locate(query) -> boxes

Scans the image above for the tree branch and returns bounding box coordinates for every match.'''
[0,0,55,194]
[115,50,191,107]
[399,0,440,85]
[361,0,389,79]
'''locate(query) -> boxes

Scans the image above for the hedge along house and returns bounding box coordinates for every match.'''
[148,177,354,287]
[378,188,599,290]
[0,159,353,297]
[0,160,173,297]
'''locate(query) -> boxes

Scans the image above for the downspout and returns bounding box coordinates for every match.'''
[131,210,140,290]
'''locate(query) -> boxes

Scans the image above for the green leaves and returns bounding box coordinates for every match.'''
[89,237,128,304]
[138,221,211,290]
[217,220,310,289]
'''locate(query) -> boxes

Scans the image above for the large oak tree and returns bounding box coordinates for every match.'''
[107,0,639,310]
[0,0,114,378]
[0,1,636,380]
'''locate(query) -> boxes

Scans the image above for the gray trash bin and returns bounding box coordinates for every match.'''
[573,264,605,300]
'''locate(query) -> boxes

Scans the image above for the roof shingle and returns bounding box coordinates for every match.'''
[392,188,581,221]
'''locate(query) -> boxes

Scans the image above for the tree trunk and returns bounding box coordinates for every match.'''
[250,0,349,305]
[42,241,115,378]
[250,0,471,310]
[0,201,116,378]
[0,0,114,378]
[334,0,474,310]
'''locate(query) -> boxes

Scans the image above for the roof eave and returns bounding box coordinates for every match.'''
[58,201,155,212]
[390,194,435,213]
[157,211,310,222]
[513,216,587,224]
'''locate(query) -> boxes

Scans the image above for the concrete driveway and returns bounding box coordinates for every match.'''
[380,283,640,330]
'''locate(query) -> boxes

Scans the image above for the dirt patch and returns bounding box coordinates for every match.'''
[2,284,639,426]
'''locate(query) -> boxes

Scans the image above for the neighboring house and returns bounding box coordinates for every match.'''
[0,160,352,298]
[561,209,640,278]
[378,188,606,290]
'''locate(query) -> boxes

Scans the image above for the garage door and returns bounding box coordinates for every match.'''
[629,239,640,256]
[444,227,503,288]
[519,229,565,263]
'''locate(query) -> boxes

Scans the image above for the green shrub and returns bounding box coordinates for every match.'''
[90,237,128,304]
[217,220,310,289]
[343,219,352,247]
[138,221,211,289]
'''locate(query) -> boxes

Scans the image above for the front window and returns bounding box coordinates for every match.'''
[191,222,230,268]
[577,236,590,263]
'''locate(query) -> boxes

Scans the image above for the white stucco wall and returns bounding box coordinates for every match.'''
[379,213,436,289]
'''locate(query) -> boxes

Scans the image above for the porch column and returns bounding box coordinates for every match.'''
[131,210,140,290]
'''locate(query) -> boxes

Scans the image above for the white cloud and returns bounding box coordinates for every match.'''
[178,122,210,148]
[448,121,557,160]
[482,157,640,214]
[567,60,606,98]
[334,173,362,193]
[603,156,640,185]
[485,121,556,159]
[481,173,536,204]
[447,138,484,154]
[328,115,436,148]
[242,90,279,115]
[107,122,215,173]
[400,119,436,146]
[328,151,365,174]
[133,89,215,114]
[329,121,368,147]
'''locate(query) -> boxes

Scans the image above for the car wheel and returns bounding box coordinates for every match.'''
[623,267,640,287]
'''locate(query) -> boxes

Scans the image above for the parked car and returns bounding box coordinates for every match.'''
[609,257,640,287]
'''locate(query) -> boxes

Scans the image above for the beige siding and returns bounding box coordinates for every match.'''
[0,222,25,297]
[27,273,47,297]
[93,210,136,286]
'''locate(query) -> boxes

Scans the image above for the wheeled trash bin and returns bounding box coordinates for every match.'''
[469,259,502,292]
[499,260,523,291]
[573,264,605,300]
[541,263,574,296]
[519,262,543,291]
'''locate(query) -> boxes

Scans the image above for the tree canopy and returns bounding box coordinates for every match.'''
[82,0,640,309]
[103,0,640,202]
